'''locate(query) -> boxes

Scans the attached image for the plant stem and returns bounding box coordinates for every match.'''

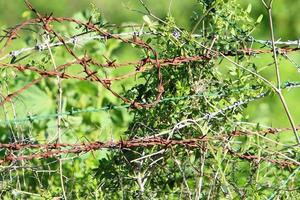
[45,35,67,199]
[266,4,300,144]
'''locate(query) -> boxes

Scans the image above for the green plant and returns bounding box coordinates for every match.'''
[0,0,300,199]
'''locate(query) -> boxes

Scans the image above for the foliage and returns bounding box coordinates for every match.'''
[0,0,300,199]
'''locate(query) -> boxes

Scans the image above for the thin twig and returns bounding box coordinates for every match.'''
[45,34,67,200]
[264,2,300,144]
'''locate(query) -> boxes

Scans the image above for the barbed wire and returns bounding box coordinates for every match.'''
[254,38,300,47]
[0,84,257,125]
[1,31,300,62]
[0,83,298,167]
[1,125,299,167]
[1,2,300,196]
[0,15,165,109]
[1,81,299,126]
[0,9,299,110]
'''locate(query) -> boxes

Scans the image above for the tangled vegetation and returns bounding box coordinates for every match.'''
[0,0,299,199]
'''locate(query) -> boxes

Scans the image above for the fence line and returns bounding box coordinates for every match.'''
[1,31,300,61]
[1,125,299,167]
[1,1,300,182]
[1,81,299,126]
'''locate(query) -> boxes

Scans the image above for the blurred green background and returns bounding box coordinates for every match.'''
[0,0,300,128]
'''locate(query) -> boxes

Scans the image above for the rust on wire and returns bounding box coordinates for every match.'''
[0,126,298,168]
[1,2,300,108]
[0,0,300,171]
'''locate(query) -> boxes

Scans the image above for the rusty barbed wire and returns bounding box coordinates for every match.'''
[1,4,300,109]
[0,0,300,175]
[1,0,166,109]
[0,125,299,167]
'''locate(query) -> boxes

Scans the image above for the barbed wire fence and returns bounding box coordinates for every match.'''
[0,0,300,198]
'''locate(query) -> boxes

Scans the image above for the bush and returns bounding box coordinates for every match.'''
[0,0,299,199]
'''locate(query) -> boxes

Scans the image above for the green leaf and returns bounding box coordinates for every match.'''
[16,85,54,117]
[246,4,252,13]
[256,14,264,24]
[143,15,152,26]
